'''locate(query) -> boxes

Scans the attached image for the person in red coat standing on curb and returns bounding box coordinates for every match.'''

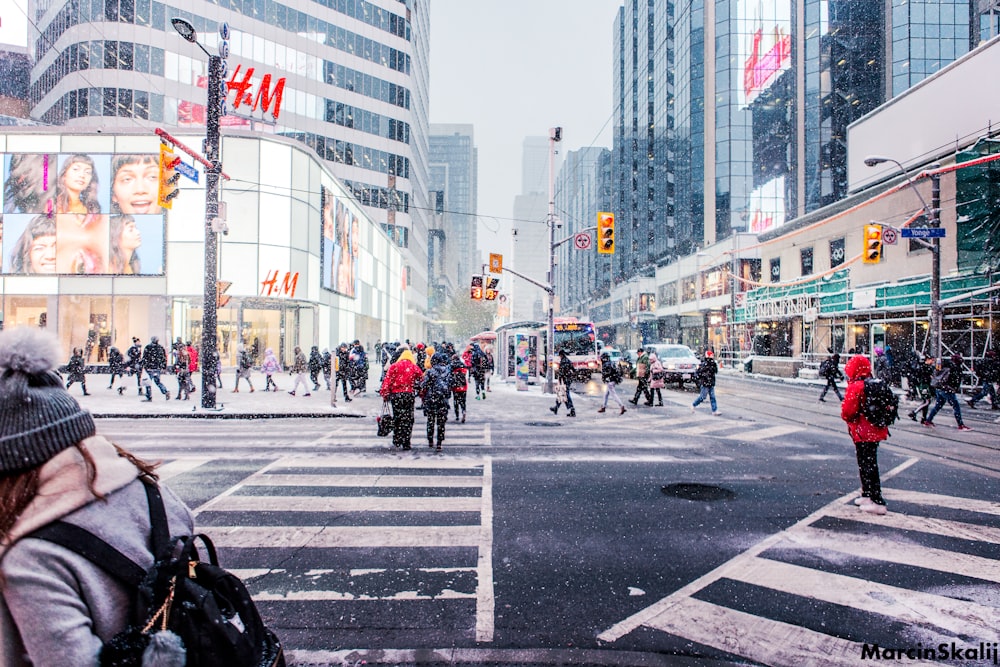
[841,355,890,515]
[379,348,423,450]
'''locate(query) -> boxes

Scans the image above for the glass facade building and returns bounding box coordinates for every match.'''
[428,123,477,296]
[24,0,431,335]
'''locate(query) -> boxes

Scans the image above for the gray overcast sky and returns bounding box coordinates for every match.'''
[428,0,621,257]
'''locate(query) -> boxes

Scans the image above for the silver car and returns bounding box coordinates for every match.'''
[646,344,700,388]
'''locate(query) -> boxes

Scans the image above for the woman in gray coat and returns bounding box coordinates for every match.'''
[0,327,194,666]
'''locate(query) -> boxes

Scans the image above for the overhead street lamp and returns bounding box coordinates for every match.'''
[544,126,562,394]
[863,155,942,360]
[172,17,225,409]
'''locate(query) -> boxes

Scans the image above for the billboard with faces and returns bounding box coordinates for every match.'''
[320,185,359,298]
[0,152,165,275]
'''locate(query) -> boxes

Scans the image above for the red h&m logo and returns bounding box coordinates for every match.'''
[261,270,298,297]
[227,64,286,120]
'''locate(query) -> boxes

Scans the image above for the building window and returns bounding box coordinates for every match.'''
[830,238,845,268]
[800,247,814,276]
[769,258,781,283]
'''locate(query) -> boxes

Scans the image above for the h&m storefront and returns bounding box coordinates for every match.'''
[0,130,406,366]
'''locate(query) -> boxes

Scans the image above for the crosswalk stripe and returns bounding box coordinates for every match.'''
[728,557,1000,642]
[206,525,481,548]
[670,421,744,436]
[210,495,482,512]
[156,457,212,480]
[787,526,1000,583]
[273,456,486,470]
[643,597,906,667]
[825,502,1000,544]
[736,424,804,442]
[244,474,484,487]
[882,488,1000,516]
[476,457,495,643]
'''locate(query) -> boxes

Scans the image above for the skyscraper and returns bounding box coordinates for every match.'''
[428,123,477,297]
[23,0,432,335]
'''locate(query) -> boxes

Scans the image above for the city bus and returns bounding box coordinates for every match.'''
[547,317,601,380]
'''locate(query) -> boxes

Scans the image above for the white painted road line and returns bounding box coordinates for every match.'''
[206,525,482,549]
[882,488,1000,516]
[476,457,495,643]
[209,495,482,513]
[156,457,212,480]
[246,473,484,488]
[736,424,804,442]
[825,500,1000,544]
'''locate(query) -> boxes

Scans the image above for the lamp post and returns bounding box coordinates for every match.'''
[173,17,224,409]
[545,126,562,394]
[864,155,941,360]
[696,251,709,352]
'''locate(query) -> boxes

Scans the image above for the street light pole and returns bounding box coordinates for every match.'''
[173,17,224,408]
[864,155,941,359]
[545,126,562,394]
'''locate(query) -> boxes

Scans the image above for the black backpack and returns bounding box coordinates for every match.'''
[862,378,900,428]
[28,481,284,667]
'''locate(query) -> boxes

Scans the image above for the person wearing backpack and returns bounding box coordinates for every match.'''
[817,352,844,402]
[549,349,577,417]
[0,326,196,666]
[451,353,469,423]
[841,354,891,515]
[597,352,627,415]
[469,343,488,400]
[421,352,453,451]
[379,348,423,450]
[922,354,971,431]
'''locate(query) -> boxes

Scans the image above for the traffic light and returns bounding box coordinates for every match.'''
[484,277,499,300]
[158,144,181,209]
[597,211,615,254]
[470,275,483,300]
[863,224,883,264]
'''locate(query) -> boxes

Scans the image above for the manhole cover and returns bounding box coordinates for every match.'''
[661,483,736,502]
[524,421,562,427]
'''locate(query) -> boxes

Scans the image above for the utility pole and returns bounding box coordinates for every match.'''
[545,126,562,394]
[930,171,942,360]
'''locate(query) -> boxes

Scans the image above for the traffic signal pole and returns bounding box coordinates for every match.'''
[545,127,561,395]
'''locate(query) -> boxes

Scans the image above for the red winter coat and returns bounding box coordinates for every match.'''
[379,358,423,398]
[841,355,889,444]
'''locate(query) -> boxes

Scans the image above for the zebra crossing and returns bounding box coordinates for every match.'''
[598,457,1000,666]
[180,455,495,652]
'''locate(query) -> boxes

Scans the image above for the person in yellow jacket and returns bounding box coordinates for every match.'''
[424,345,435,369]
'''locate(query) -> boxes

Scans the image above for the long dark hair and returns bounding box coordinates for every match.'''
[55,154,101,214]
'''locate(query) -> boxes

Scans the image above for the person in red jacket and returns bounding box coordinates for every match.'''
[841,354,890,515]
[379,348,423,449]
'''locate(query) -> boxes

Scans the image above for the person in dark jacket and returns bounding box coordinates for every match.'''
[421,352,453,451]
[65,347,90,396]
[308,345,323,391]
[140,336,170,401]
[817,353,844,402]
[906,354,935,422]
[107,345,126,392]
[597,352,627,415]
[923,354,971,430]
[379,349,423,450]
[335,343,352,402]
[321,348,333,390]
[451,353,469,423]
[125,337,143,395]
[967,349,999,410]
[841,354,890,515]
[691,350,719,414]
[549,349,576,417]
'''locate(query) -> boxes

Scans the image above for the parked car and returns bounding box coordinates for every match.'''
[646,344,700,387]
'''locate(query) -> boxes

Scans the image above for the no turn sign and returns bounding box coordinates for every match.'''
[574,233,592,250]
[882,227,898,245]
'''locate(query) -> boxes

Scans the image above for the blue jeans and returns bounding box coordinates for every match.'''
[926,389,964,426]
[969,381,997,407]
[693,386,717,411]
[145,368,168,396]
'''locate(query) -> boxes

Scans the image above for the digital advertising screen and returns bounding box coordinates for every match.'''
[320,185,358,298]
[0,152,165,275]
[739,0,792,108]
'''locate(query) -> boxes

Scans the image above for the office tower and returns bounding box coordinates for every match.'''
[428,123,477,296]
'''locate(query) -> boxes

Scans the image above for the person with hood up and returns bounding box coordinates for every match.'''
[379,348,423,450]
[308,345,323,391]
[288,345,310,396]
[64,347,90,396]
[421,351,453,451]
[873,347,891,383]
[450,352,469,423]
[923,354,971,431]
[817,352,844,402]
[841,354,891,515]
[261,347,282,392]
[0,327,194,665]
[647,350,665,406]
[549,349,577,417]
[335,343,352,402]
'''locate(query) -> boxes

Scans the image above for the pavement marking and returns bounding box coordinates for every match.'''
[727,557,1000,642]
[736,424,804,442]
[824,500,1000,544]
[598,457,920,643]
[244,473,484,488]
[209,495,482,513]
[156,457,213,480]
[477,457,495,643]
[484,423,491,447]
[882,488,1000,516]
[670,421,747,436]
[642,597,935,667]
[206,525,481,549]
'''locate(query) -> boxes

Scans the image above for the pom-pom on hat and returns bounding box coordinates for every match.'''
[0,327,96,473]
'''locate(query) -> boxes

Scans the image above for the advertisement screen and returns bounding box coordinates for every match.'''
[320,185,358,297]
[1,152,166,275]
[739,0,792,107]
[747,175,786,233]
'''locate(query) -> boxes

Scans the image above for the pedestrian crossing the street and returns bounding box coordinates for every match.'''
[598,458,1000,666]
[190,455,495,652]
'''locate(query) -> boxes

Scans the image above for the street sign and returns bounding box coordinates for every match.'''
[489,253,503,273]
[881,227,898,245]
[174,160,199,183]
[573,233,592,250]
[901,227,946,238]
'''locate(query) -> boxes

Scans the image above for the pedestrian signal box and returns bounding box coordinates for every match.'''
[863,224,883,264]
[470,275,483,300]
[597,211,615,254]
[484,277,499,300]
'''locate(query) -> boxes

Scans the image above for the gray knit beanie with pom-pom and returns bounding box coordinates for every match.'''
[0,327,96,473]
